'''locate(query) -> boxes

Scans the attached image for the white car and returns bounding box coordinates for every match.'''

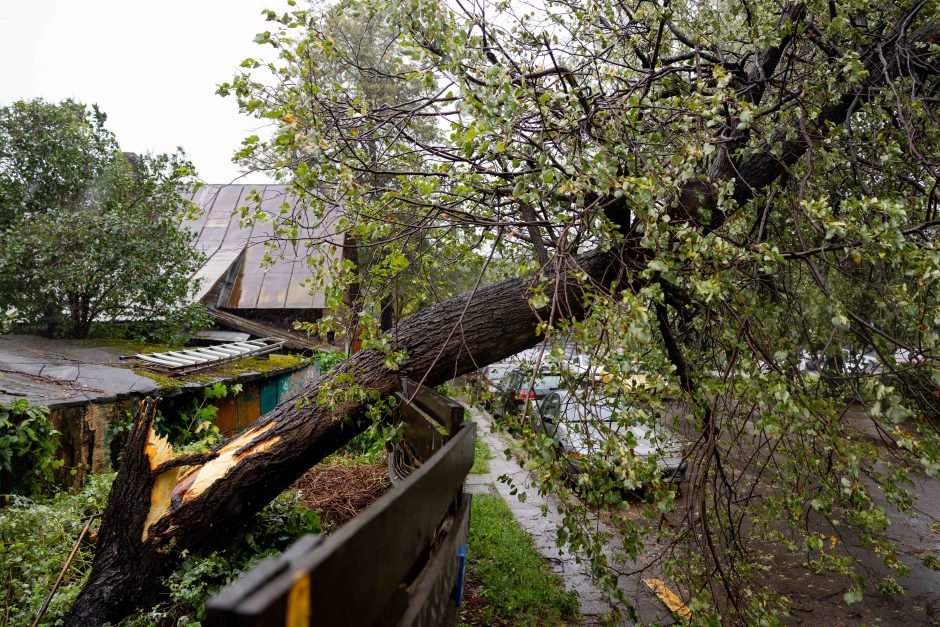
[536,390,687,483]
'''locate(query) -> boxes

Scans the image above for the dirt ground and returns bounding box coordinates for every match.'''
[291,456,390,529]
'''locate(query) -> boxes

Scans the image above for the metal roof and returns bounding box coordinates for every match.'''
[131,337,287,373]
[182,185,343,310]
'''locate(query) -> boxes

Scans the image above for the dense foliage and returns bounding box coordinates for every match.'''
[0,99,206,340]
[0,399,60,497]
[0,474,320,626]
[0,474,111,624]
[220,0,940,621]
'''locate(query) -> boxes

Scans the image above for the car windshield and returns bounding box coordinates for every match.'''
[501,372,523,391]
[487,365,511,380]
[511,371,562,390]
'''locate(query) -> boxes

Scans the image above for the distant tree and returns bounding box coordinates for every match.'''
[234,6,482,343]
[0,99,205,339]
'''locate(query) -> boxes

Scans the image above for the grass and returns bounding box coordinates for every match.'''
[470,438,492,474]
[84,338,181,355]
[134,354,308,389]
[462,494,579,626]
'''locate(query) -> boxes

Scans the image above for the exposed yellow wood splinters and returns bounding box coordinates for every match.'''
[142,427,181,542]
[643,578,692,620]
[178,422,279,504]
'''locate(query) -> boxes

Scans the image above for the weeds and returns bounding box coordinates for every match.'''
[463,494,579,625]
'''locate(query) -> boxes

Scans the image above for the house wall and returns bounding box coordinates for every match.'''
[35,363,319,491]
[48,400,135,489]
[213,364,318,436]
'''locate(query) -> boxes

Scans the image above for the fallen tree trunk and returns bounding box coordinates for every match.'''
[65,248,622,624]
[66,10,939,621]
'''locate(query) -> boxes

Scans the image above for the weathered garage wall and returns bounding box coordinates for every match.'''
[40,362,318,490]
[208,364,317,436]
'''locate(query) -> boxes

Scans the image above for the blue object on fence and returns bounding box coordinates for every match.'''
[455,544,468,606]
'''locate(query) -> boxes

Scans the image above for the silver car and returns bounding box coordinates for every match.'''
[536,390,687,484]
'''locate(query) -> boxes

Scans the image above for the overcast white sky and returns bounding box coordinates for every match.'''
[0,0,290,183]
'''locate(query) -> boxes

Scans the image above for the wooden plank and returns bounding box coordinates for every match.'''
[400,378,465,434]
[207,536,322,627]
[207,307,322,352]
[643,578,692,620]
[205,422,476,626]
[214,397,238,436]
[235,384,261,431]
[393,493,471,627]
[294,422,474,626]
[395,393,448,462]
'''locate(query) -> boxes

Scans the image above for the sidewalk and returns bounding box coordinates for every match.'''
[464,405,674,626]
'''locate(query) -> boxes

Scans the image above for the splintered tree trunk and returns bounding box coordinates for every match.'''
[67,14,936,620]
[65,249,621,625]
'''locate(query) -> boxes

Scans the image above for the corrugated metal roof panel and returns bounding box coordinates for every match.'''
[186,185,340,310]
[134,338,287,373]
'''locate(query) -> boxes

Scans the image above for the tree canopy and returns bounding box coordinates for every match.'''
[62,0,940,623]
[219,0,940,620]
[0,99,205,339]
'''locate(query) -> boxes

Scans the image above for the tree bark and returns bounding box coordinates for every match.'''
[65,248,623,625]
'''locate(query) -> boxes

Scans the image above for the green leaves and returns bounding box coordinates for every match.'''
[0,399,59,496]
[217,0,940,622]
[0,99,205,341]
[843,586,864,605]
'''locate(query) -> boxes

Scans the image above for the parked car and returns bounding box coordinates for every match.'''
[491,367,563,419]
[481,362,515,399]
[564,352,593,377]
[535,390,687,484]
[561,352,656,390]
[846,351,881,374]
[813,348,881,375]
[892,348,923,365]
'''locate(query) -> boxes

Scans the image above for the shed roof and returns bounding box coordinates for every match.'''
[0,335,312,409]
[0,335,159,407]
[182,185,342,310]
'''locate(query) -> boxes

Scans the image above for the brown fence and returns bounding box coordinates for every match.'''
[205,379,475,627]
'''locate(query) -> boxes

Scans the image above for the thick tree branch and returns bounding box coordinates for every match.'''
[66,248,622,624]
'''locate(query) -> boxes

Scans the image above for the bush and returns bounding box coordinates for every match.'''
[0,399,61,497]
[0,474,321,626]
[0,99,206,340]
[0,474,112,624]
